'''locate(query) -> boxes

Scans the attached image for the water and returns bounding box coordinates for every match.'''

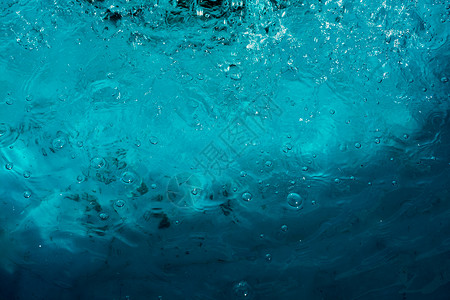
[0,0,449,299]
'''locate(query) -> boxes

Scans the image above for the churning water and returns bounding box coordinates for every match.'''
[0,0,449,299]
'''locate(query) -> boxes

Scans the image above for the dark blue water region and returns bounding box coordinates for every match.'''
[0,0,449,299]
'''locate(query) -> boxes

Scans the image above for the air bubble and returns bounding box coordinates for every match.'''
[52,137,66,149]
[23,171,31,178]
[375,138,381,144]
[77,175,85,182]
[5,162,13,170]
[240,171,247,177]
[281,224,288,232]
[99,212,109,220]
[334,178,341,184]
[0,123,19,147]
[121,171,137,184]
[115,200,125,208]
[23,191,31,198]
[265,161,273,167]
[329,109,335,115]
[91,157,106,169]
[233,281,252,299]
[150,136,159,145]
[441,77,448,83]
[282,143,293,153]
[265,253,272,262]
[287,193,303,209]
[242,192,252,202]
[228,65,242,80]
[0,125,6,138]
[355,143,361,149]
[5,97,14,105]
[151,183,157,189]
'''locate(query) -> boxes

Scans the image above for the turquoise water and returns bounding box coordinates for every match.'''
[0,0,449,299]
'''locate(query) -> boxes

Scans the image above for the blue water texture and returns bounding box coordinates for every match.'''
[1,0,449,299]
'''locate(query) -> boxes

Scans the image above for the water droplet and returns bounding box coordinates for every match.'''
[91,157,106,169]
[265,161,273,167]
[23,191,31,198]
[23,171,31,178]
[121,171,137,184]
[99,212,109,220]
[265,253,272,262]
[287,193,303,209]
[242,192,252,202]
[52,137,66,149]
[115,199,125,208]
[233,281,252,299]
[5,162,13,170]
[281,224,288,232]
[355,142,361,149]
[150,136,159,145]
[240,171,247,177]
